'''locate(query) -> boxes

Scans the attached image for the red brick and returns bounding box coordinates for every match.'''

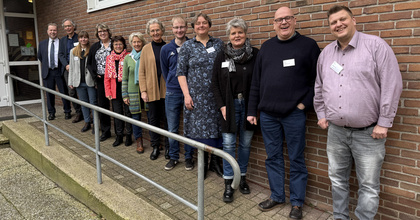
[381,29,412,38]
[385,155,416,166]
[384,186,416,199]
[365,22,394,31]
[380,11,413,21]
[364,5,393,14]
[409,64,420,72]
[401,182,420,193]
[401,150,420,160]
[356,15,379,23]
[349,0,377,7]
[395,1,420,11]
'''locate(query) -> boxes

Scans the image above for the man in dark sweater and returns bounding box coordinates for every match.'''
[247,7,320,219]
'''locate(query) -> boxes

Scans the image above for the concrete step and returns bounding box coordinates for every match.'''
[0,134,9,145]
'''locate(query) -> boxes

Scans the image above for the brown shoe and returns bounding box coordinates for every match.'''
[136,137,144,154]
[72,113,83,123]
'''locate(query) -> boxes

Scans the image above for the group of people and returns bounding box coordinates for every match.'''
[38,5,402,220]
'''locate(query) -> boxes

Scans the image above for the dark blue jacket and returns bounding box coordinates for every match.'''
[58,33,78,74]
[38,38,62,79]
[160,38,188,94]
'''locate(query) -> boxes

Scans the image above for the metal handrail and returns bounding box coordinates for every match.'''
[5,72,241,220]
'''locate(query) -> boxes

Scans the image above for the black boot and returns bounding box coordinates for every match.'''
[125,134,132,146]
[209,155,223,178]
[165,146,170,159]
[112,135,123,147]
[223,179,234,203]
[150,146,160,160]
[204,152,209,179]
[239,176,250,194]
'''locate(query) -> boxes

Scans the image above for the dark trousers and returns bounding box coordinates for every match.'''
[96,76,111,134]
[148,99,169,148]
[43,68,71,114]
[64,70,82,115]
[111,80,132,136]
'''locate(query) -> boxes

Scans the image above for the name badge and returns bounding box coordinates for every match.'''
[221,61,229,68]
[283,59,295,67]
[330,61,343,74]
[206,47,215,53]
[176,47,181,53]
[73,42,79,47]
[74,57,79,61]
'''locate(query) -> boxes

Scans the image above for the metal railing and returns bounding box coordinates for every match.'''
[5,72,241,220]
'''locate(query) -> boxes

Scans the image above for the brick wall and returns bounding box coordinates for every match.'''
[35,0,420,219]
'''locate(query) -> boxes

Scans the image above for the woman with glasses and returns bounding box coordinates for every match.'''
[68,31,97,133]
[104,36,132,147]
[138,19,168,160]
[177,13,224,178]
[87,24,112,142]
[211,18,259,203]
[122,32,147,154]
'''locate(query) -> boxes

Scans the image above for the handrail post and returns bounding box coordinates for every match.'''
[39,73,49,146]
[7,73,17,122]
[197,149,204,220]
[94,110,102,184]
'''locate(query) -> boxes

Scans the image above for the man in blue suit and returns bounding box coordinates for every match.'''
[38,23,71,120]
[58,18,83,123]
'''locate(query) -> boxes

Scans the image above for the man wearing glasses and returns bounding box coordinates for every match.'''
[247,7,320,219]
[160,16,194,171]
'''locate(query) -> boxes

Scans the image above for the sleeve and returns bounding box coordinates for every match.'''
[138,47,148,93]
[37,41,43,62]
[313,54,326,120]
[68,50,74,86]
[122,58,129,100]
[301,40,321,109]
[104,56,112,97]
[86,43,97,78]
[176,43,189,77]
[211,51,225,110]
[247,49,262,117]
[58,38,68,68]
[160,45,169,82]
[376,40,403,128]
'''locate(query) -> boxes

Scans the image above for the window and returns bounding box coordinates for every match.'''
[86,0,138,13]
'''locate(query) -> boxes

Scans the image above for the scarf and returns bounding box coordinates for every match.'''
[131,50,142,84]
[106,49,127,82]
[224,38,253,72]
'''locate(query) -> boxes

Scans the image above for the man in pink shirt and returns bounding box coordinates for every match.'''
[314,6,402,220]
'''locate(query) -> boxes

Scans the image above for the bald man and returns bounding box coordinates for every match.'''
[247,7,320,219]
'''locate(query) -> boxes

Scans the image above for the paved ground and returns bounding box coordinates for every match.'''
[1,103,334,219]
[0,147,101,220]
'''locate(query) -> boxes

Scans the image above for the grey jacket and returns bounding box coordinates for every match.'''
[68,48,94,87]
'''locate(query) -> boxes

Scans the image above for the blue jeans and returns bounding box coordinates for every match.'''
[75,83,97,123]
[259,109,308,207]
[165,92,193,160]
[131,113,143,140]
[327,123,385,220]
[222,99,254,179]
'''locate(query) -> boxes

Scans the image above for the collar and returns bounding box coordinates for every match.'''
[49,38,58,42]
[334,31,359,50]
[193,35,212,43]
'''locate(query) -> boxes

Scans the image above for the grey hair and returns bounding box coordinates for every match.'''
[145,19,165,35]
[226,17,248,35]
[128,32,147,47]
[61,18,77,31]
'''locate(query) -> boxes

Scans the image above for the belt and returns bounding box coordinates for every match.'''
[343,123,377,131]
[234,93,244,100]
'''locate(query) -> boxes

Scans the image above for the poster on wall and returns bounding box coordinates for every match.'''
[8,34,19,47]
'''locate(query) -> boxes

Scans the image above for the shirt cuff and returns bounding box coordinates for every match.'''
[377,116,394,128]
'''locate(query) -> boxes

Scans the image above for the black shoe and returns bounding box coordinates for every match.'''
[289,206,303,219]
[239,176,250,194]
[100,132,111,142]
[112,135,123,147]
[65,112,72,120]
[258,199,283,212]
[72,113,83,123]
[81,122,91,132]
[125,134,132,146]
[150,146,160,160]
[223,179,234,203]
[48,113,55,120]
[185,158,194,171]
[209,155,223,178]
[164,159,178,171]
[165,147,170,159]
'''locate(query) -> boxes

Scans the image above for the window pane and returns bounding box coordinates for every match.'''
[10,65,41,101]
[5,17,37,62]
[3,0,34,14]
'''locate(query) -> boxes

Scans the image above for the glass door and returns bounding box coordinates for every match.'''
[1,0,40,105]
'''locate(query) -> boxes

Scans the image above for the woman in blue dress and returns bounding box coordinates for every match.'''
[177,13,224,178]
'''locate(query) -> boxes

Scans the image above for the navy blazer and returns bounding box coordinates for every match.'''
[38,38,62,80]
[58,33,78,74]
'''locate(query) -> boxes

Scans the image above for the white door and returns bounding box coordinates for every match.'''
[0,2,9,107]
[0,0,40,107]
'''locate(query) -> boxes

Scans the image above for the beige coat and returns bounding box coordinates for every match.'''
[138,43,166,102]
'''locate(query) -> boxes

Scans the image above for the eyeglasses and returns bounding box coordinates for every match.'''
[274,16,294,23]
[63,25,73,28]
[173,26,186,30]
[98,30,108,34]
